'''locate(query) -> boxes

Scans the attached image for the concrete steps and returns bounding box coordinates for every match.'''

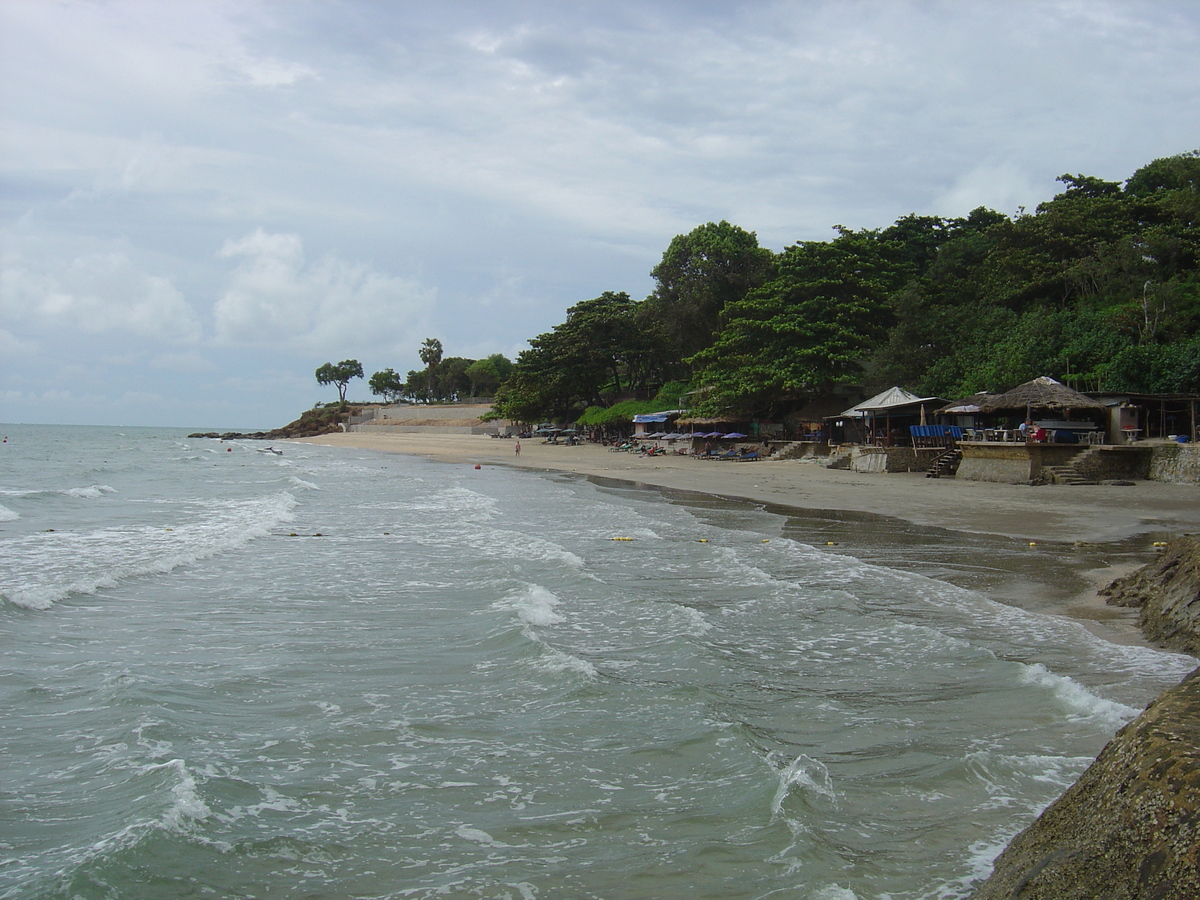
[1044,447,1101,484]
[926,448,963,478]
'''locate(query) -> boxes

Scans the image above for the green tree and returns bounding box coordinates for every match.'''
[689,236,892,417]
[419,338,443,369]
[315,359,364,403]
[418,337,444,401]
[465,358,501,397]
[641,221,775,362]
[437,356,473,401]
[368,368,405,402]
[492,291,665,422]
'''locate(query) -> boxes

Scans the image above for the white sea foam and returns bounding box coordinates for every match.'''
[1,490,297,609]
[409,486,499,520]
[65,484,118,499]
[810,886,859,900]
[771,753,836,829]
[675,604,713,635]
[533,647,599,679]
[0,503,17,522]
[455,825,509,847]
[495,584,565,627]
[468,528,585,568]
[1018,663,1140,728]
[151,759,212,832]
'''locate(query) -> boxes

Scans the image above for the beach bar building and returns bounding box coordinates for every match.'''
[954,377,1151,483]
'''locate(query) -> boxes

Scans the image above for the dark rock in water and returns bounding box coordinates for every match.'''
[1101,535,1200,656]
[970,666,1200,900]
[188,406,358,442]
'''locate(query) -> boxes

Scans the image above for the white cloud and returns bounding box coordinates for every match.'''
[213,228,436,355]
[1,252,201,342]
[150,350,219,373]
[0,327,38,358]
[2,0,1199,426]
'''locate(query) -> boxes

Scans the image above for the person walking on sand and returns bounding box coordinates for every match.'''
[515,440,521,456]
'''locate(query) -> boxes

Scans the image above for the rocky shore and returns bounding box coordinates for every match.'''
[1101,535,1200,657]
[971,539,1200,899]
[189,405,356,441]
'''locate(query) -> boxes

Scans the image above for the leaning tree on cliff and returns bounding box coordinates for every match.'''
[315,359,364,404]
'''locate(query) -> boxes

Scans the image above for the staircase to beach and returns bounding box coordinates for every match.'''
[925,448,963,478]
[1043,447,1102,485]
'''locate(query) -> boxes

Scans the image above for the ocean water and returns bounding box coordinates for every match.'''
[1,424,1194,900]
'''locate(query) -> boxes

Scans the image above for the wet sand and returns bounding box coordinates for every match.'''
[295,432,1200,543]
[294,432,1200,647]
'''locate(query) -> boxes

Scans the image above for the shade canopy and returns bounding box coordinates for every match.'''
[978,377,1105,413]
[935,392,996,416]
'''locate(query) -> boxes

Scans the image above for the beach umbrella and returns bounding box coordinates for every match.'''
[723,432,748,439]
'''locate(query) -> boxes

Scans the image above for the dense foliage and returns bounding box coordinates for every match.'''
[342,152,1198,424]
[485,151,1200,424]
[365,344,514,404]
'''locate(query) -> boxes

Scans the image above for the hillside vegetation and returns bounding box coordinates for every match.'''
[489,151,1200,424]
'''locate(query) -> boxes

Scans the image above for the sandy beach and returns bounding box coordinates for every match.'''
[294,431,1200,647]
[295,432,1200,544]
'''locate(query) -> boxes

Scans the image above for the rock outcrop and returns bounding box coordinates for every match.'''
[970,667,1200,899]
[189,406,356,441]
[1101,535,1200,656]
[971,537,1200,898]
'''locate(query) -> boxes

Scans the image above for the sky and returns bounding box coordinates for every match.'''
[2,1,1198,428]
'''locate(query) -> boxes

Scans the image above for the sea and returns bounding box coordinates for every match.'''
[1,424,1195,900]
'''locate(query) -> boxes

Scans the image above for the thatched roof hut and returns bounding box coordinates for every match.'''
[978,377,1105,414]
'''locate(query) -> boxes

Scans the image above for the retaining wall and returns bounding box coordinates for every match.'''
[1148,443,1200,483]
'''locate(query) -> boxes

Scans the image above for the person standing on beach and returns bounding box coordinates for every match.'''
[515,440,521,456]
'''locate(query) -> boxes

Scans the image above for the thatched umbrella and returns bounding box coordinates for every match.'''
[978,377,1105,415]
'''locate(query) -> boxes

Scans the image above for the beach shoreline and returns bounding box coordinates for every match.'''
[292,432,1200,647]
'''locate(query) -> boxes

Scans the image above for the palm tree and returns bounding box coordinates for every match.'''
[419,338,443,401]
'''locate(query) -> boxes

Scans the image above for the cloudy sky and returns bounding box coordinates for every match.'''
[2,0,1198,428]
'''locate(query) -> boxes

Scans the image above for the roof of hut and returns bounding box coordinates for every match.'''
[978,376,1105,413]
[935,391,996,415]
[840,386,927,417]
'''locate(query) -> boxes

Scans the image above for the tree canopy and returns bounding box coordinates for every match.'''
[315,359,363,403]
[340,150,1200,428]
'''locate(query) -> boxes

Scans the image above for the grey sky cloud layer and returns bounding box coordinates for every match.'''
[2,0,1198,427]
